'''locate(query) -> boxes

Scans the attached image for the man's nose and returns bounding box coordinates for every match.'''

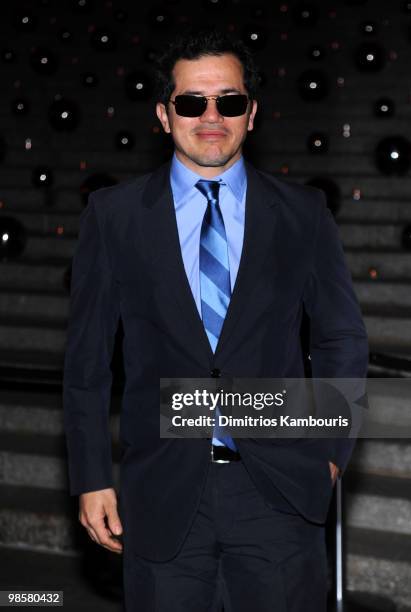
[199,99,223,123]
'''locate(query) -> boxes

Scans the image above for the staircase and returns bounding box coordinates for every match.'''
[1,185,411,611]
[1,182,411,611]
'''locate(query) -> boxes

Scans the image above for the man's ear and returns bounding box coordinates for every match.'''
[156,102,171,134]
[247,99,258,132]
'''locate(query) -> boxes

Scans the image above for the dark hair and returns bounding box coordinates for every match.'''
[154,27,260,105]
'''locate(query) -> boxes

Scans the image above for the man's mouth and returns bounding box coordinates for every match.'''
[196,131,227,139]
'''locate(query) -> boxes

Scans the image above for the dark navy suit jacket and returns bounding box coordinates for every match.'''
[63,159,369,561]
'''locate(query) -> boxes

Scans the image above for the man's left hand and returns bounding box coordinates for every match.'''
[328,461,339,485]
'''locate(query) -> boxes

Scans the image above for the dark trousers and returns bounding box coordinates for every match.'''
[123,461,328,612]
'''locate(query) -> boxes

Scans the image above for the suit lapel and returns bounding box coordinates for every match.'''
[139,159,285,369]
[213,162,283,365]
[140,161,214,366]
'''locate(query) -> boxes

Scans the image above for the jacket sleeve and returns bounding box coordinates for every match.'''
[63,191,120,495]
[302,191,369,475]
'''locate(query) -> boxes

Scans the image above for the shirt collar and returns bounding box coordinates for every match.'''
[170,152,247,205]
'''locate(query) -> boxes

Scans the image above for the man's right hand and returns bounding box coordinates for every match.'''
[79,487,123,554]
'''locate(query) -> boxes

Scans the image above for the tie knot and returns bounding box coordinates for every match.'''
[195,179,220,203]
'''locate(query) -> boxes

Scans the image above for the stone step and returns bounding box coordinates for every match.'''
[339,223,407,250]
[0,318,121,359]
[0,261,68,292]
[0,443,119,492]
[368,353,411,378]
[346,491,411,536]
[346,250,411,281]
[0,348,122,386]
[0,432,121,490]
[23,235,76,260]
[347,528,411,610]
[0,291,69,319]
[362,304,411,320]
[0,317,67,352]
[0,389,121,437]
[363,378,411,432]
[0,486,80,553]
[0,348,65,372]
[354,281,411,308]
[350,439,411,478]
[364,315,411,353]
[345,470,411,502]
[338,200,411,223]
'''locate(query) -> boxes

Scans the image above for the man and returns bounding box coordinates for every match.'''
[63,29,369,611]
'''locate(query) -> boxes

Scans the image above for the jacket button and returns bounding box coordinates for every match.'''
[210,368,221,378]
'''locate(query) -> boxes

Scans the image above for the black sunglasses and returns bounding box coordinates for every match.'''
[169,94,250,117]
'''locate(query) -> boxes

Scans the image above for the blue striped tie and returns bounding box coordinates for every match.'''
[195,179,237,451]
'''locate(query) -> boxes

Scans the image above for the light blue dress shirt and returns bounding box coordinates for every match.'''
[170,152,247,317]
[170,152,247,450]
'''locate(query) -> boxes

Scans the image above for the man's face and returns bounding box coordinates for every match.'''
[156,53,258,176]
